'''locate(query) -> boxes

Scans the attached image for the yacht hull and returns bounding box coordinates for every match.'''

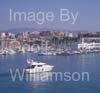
[26,66,54,73]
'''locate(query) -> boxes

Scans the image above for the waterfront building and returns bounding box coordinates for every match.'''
[78,37,100,50]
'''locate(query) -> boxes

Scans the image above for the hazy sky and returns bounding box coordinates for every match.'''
[0,0,100,31]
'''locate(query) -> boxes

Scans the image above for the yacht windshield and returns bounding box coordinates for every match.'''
[31,65,36,68]
[27,65,35,69]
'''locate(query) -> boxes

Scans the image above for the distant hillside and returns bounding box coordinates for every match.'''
[0,28,70,33]
[0,27,96,34]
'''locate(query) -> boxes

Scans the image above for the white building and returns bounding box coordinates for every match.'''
[78,38,100,50]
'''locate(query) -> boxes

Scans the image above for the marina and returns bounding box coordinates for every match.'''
[0,31,100,56]
[0,41,100,56]
[0,32,100,93]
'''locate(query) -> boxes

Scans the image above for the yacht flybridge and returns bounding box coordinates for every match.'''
[25,59,54,73]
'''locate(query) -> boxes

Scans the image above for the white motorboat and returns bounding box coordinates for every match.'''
[38,51,56,56]
[25,59,54,73]
[19,48,26,53]
[7,48,16,54]
[0,48,16,55]
[0,49,4,55]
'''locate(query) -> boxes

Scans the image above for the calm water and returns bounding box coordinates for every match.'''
[0,53,100,93]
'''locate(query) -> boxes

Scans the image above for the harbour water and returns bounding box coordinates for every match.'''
[0,53,100,93]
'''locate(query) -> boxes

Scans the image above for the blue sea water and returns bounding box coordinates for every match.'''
[0,53,100,93]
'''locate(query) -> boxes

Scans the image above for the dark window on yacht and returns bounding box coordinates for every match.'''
[37,65,42,67]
